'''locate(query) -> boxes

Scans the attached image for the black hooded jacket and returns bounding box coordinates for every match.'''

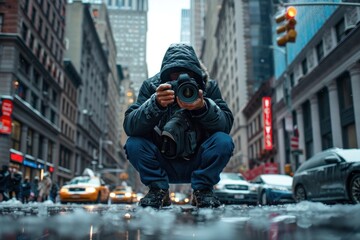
[123,43,233,150]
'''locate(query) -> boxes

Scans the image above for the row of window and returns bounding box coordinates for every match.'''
[17,55,58,124]
[286,73,356,161]
[22,0,65,85]
[290,17,354,87]
[11,120,54,164]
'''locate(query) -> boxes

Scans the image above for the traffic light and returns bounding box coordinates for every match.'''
[275,6,297,46]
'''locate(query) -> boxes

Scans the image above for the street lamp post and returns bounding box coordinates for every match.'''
[98,137,113,170]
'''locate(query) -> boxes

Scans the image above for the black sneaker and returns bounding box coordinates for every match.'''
[191,189,221,208]
[139,187,171,208]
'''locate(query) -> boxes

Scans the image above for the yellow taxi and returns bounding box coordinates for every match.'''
[59,176,110,204]
[109,186,137,204]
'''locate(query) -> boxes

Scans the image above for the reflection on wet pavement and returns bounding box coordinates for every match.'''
[0,201,360,239]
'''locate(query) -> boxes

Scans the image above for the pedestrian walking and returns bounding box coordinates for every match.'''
[30,176,39,202]
[8,167,22,200]
[50,182,59,203]
[123,43,234,209]
[21,178,31,203]
[0,165,11,202]
[37,172,52,202]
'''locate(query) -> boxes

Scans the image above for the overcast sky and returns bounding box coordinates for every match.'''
[147,0,190,77]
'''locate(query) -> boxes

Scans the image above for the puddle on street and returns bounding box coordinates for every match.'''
[0,202,359,239]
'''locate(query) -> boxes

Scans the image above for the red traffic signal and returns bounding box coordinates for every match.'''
[275,6,298,46]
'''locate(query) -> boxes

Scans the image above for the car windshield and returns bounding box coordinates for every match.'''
[261,175,293,186]
[69,176,100,185]
[115,186,132,192]
[220,173,245,180]
[337,149,360,162]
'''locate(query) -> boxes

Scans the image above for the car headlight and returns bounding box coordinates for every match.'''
[125,192,132,197]
[249,185,257,192]
[110,192,116,198]
[60,188,68,193]
[214,184,225,190]
[86,187,96,193]
[271,186,289,191]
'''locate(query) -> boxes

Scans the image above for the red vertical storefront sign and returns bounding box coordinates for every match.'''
[262,97,273,150]
[0,98,14,134]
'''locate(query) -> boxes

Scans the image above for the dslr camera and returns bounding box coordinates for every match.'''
[161,110,197,160]
[168,73,200,104]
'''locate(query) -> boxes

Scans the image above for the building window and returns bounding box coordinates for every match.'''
[289,72,294,87]
[21,23,28,41]
[52,90,57,104]
[337,72,353,109]
[14,80,27,100]
[29,34,34,50]
[335,18,346,43]
[38,135,44,159]
[343,124,358,148]
[11,120,22,151]
[316,40,324,62]
[38,18,43,32]
[40,102,47,116]
[50,109,56,123]
[59,146,71,169]
[318,88,333,150]
[337,72,356,148]
[26,128,34,155]
[33,69,40,88]
[31,7,37,24]
[30,92,38,109]
[301,58,308,75]
[0,14,3,32]
[23,0,30,14]
[19,55,30,75]
[36,43,42,58]
[302,101,313,158]
[47,140,53,164]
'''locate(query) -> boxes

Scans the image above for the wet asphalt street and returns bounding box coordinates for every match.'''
[0,201,359,240]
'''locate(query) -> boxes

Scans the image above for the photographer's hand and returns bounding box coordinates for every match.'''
[177,90,205,110]
[155,83,175,108]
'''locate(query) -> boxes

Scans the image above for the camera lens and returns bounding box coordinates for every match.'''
[182,87,194,98]
[178,83,198,103]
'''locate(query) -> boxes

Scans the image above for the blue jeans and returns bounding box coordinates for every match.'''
[124,132,234,190]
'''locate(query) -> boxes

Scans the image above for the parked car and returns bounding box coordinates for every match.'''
[59,176,110,204]
[251,174,294,205]
[214,172,258,205]
[292,148,360,204]
[109,186,137,204]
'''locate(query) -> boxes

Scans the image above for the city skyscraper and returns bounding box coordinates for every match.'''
[106,0,148,94]
[181,9,191,44]
[190,0,206,57]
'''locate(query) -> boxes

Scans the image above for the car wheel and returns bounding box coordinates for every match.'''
[295,185,307,202]
[260,191,268,205]
[349,174,360,204]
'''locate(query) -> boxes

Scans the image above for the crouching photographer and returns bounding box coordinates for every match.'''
[124,43,234,209]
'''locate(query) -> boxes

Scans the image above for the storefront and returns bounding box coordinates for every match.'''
[9,149,45,181]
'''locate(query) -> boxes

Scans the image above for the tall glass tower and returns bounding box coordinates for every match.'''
[105,0,149,94]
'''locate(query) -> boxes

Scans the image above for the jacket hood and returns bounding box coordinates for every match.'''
[160,43,204,84]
